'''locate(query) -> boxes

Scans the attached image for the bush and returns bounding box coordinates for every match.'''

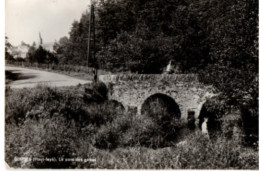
[5,86,84,125]
[123,114,165,148]
[177,133,258,169]
[94,112,134,149]
[200,95,258,147]
[199,96,230,139]
[83,81,108,103]
[6,117,78,168]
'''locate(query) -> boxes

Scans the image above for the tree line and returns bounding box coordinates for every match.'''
[5,37,58,65]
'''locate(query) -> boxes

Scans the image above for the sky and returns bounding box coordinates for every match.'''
[5,0,91,46]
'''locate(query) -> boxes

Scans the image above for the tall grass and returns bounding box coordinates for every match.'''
[5,85,258,169]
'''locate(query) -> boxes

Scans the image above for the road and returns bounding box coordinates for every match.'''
[5,66,92,89]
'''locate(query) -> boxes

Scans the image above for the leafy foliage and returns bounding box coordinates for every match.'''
[26,45,58,64]
[83,81,108,103]
[5,36,15,61]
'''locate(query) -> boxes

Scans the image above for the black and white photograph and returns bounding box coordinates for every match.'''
[4,0,259,169]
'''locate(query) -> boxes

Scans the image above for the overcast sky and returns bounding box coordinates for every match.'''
[5,0,90,46]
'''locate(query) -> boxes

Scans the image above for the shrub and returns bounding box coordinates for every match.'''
[5,86,84,125]
[177,133,258,169]
[83,81,108,103]
[85,100,124,127]
[30,117,78,168]
[5,88,33,125]
[94,124,120,149]
[94,113,133,149]
[123,114,164,148]
[200,95,258,147]
[240,104,259,147]
[199,95,230,139]
[5,117,78,168]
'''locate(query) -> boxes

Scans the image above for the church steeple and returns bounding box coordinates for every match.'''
[39,32,43,46]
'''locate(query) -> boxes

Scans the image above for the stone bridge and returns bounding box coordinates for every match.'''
[99,74,216,122]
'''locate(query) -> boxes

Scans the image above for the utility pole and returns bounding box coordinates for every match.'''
[92,4,96,69]
[87,1,98,82]
[86,5,92,67]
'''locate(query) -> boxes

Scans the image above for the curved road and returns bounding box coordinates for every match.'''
[6,66,92,89]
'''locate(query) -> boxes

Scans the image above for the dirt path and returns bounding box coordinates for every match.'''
[5,66,92,89]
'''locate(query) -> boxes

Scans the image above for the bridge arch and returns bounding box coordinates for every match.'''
[140,93,181,118]
[198,101,222,138]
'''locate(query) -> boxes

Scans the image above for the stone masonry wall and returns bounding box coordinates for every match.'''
[99,74,215,121]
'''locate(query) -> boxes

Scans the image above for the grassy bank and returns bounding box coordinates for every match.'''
[5,85,258,169]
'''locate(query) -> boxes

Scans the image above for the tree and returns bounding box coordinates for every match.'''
[26,45,58,64]
[26,44,37,63]
[53,36,70,64]
[98,25,172,73]
[197,0,258,145]
[5,36,14,61]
